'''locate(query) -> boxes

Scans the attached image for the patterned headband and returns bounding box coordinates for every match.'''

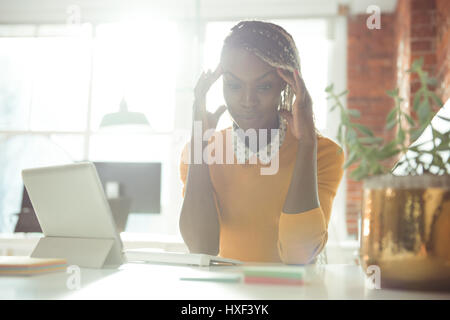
[227,20,302,76]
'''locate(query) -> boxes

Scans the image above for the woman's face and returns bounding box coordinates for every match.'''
[221,47,286,131]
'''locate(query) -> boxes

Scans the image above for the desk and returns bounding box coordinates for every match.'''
[0,232,189,256]
[1,263,449,300]
[0,233,360,264]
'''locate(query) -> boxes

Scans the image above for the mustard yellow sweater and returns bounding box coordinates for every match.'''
[179,125,344,264]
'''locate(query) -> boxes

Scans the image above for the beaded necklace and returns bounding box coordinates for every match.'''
[231,113,287,164]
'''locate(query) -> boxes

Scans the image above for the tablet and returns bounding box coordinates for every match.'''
[21,162,124,267]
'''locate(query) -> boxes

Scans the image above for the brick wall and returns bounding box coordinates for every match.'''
[396,0,411,117]
[345,0,449,238]
[396,0,439,139]
[346,14,397,236]
[436,0,450,101]
[404,0,437,102]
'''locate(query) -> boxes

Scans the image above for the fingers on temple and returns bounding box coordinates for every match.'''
[276,68,290,83]
[277,68,298,92]
[203,67,222,85]
[294,70,302,95]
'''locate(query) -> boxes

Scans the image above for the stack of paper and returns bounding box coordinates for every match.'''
[243,266,304,286]
[0,256,67,276]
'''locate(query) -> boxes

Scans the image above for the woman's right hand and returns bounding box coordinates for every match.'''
[193,63,227,131]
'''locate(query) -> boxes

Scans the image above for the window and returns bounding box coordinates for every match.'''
[90,22,179,133]
[0,17,348,243]
[0,21,181,233]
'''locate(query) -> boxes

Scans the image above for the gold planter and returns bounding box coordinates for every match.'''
[359,174,450,291]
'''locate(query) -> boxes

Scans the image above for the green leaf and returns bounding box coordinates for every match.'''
[337,125,343,144]
[397,129,405,144]
[386,108,398,123]
[427,77,438,87]
[358,137,384,145]
[325,84,334,93]
[386,119,397,130]
[369,161,383,175]
[341,113,350,126]
[353,123,374,137]
[377,147,401,160]
[410,127,426,142]
[350,165,369,181]
[412,91,423,111]
[410,57,424,72]
[338,89,349,97]
[346,128,358,144]
[386,88,399,97]
[343,151,359,169]
[348,109,361,118]
[430,92,443,108]
[404,113,416,127]
[417,100,430,123]
[382,140,398,151]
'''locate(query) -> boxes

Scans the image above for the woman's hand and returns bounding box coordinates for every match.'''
[193,64,227,131]
[276,68,316,144]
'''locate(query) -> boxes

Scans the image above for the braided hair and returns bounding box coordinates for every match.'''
[220,20,319,135]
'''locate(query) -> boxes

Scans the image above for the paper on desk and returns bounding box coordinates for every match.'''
[180,272,242,283]
[0,256,67,276]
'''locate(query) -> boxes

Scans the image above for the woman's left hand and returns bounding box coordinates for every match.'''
[276,68,316,144]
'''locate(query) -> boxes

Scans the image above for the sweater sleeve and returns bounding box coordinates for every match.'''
[277,140,345,265]
[178,140,223,240]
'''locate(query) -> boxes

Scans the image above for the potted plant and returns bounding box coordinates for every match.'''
[325,57,450,291]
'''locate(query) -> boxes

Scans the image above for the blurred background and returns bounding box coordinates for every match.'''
[0,0,448,263]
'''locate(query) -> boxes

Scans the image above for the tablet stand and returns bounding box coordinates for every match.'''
[31,236,119,269]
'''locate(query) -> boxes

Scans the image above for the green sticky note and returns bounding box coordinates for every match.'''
[180,273,242,283]
[242,266,304,280]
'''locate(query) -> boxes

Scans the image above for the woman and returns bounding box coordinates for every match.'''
[179,20,344,264]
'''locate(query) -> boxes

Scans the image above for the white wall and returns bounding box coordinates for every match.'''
[322,16,350,244]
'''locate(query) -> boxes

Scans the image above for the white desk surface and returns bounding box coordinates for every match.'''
[1,262,449,300]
